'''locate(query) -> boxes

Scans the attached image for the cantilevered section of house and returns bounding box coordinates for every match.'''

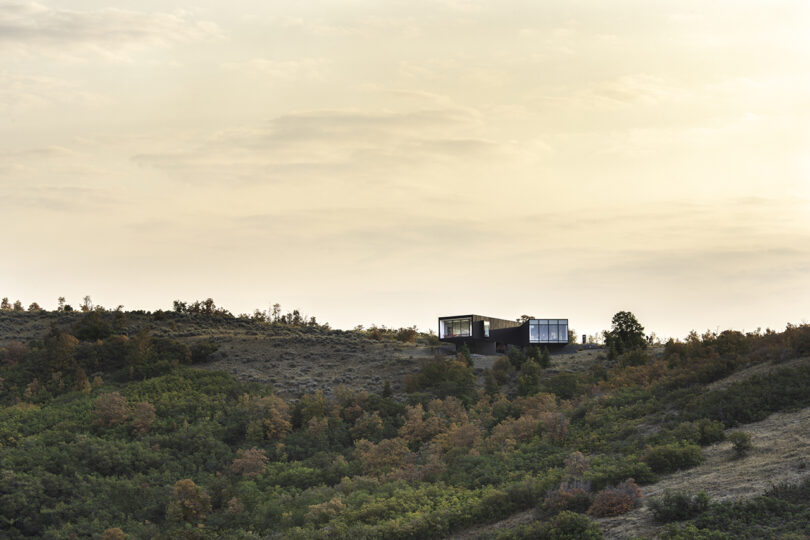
[438,314,569,355]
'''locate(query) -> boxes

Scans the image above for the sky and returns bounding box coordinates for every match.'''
[2,0,809,340]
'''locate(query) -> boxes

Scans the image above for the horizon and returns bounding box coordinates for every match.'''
[3,1,809,343]
[1,294,805,344]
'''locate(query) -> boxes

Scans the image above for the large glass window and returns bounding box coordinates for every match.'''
[528,319,569,343]
[484,320,490,338]
[440,318,471,338]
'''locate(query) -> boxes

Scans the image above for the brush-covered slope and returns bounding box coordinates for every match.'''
[1,308,810,539]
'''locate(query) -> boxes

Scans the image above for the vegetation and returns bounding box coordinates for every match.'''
[658,479,810,538]
[0,305,809,538]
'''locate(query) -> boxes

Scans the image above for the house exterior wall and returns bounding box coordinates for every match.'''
[438,315,569,355]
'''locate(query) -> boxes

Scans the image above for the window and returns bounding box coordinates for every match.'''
[483,320,490,338]
[440,318,471,338]
[528,319,569,343]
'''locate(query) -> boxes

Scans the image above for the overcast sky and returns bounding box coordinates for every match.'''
[2,0,809,339]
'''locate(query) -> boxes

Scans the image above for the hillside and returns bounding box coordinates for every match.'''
[1,308,810,539]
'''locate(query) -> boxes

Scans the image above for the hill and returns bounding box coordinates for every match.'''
[1,307,810,539]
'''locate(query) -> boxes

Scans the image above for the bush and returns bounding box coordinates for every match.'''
[643,443,703,474]
[587,479,642,517]
[544,373,580,400]
[73,311,113,341]
[492,357,512,384]
[495,511,603,539]
[540,481,592,517]
[695,418,726,446]
[649,490,710,523]
[190,340,218,363]
[727,432,752,458]
[395,326,418,343]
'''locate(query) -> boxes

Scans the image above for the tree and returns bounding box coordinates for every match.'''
[0,298,9,310]
[517,360,542,396]
[484,369,500,396]
[603,311,647,356]
[93,392,129,427]
[57,296,66,312]
[166,479,211,525]
[27,302,41,312]
[12,300,23,312]
[81,295,93,312]
[101,528,129,540]
[131,401,156,435]
[230,447,269,478]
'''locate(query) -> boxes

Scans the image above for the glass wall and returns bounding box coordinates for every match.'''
[440,317,472,338]
[528,319,569,344]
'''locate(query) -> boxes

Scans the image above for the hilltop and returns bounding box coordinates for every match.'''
[1,306,809,539]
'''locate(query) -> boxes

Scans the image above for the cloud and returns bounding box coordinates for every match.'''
[220,58,327,82]
[0,184,119,212]
[132,106,497,185]
[0,1,220,57]
[0,69,109,112]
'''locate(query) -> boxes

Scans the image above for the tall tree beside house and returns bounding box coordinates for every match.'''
[604,311,647,358]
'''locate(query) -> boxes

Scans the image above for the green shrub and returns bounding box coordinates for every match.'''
[517,360,542,396]
[695,418,726,445]
[73,312,113,341]
[658,524,731,539]
[642,443,703,474]
[649,490,710,522]
[190,340,218,363]
[727,432,752,458]
[544,373,580,400]
[618,349,648,368]
[495,511,603,539]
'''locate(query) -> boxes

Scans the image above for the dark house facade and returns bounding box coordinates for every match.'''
[438,314,569,355]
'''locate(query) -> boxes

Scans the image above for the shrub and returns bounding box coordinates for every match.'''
[544,373,580,400]
[73,311,113,341]
[541,481,592,517]
[546,510,603,539]
[695,418,726,445]
[92,392,129,427]
[643,443,703,474]
[658,524,730,540]
[587,479,642,517]
[618,349,649,368]
[190,340,218,363]
[492,357,512,384]
[497,511,603,539]
[230,447,269,478]
[727,431,752,458]
[166,479,211,525]
[518,360,542,396]
[395,326,418,343]
[648,490,710,523]
[130,401,156,435]
[508,347,526,369]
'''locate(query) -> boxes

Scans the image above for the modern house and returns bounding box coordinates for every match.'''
[438,314,569,355]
